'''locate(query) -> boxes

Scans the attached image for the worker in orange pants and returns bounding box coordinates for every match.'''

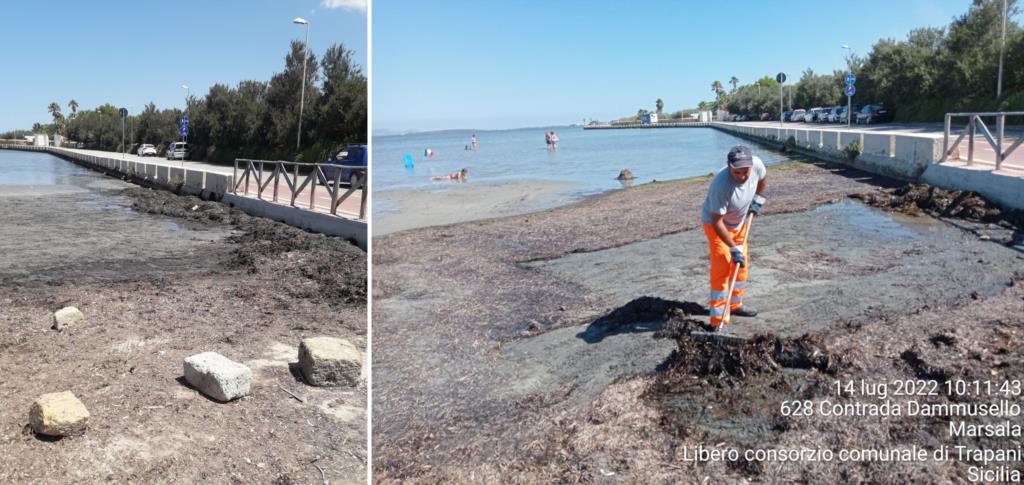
[700,146,767,329]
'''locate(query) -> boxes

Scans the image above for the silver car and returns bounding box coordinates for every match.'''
[805,107,822,122]
[166,142,190,160]
[827,107,842,123]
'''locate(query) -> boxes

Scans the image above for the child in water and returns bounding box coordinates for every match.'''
[431,168,468,181]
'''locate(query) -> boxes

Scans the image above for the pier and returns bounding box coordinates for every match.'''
[583,121,711,130]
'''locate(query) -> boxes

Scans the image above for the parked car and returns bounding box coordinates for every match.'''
[165,141,190,160]
[839,105,861,124]
[791,109,806,122]
[782,110,793,122]
[814,108,831,123]
[760,112,771,121]
[856,104,895,124]
[322,144,367,186]
[804,107,822,122]
[827,107,843,123]
[137,144,157,157]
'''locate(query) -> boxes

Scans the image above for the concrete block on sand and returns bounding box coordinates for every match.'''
[30,391,90,437]
[299,337,363,387]
[52,306,85,331]
[183,352,252,402]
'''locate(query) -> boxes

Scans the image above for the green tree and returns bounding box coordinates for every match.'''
[730,76,738,92]
[655,98,664,114]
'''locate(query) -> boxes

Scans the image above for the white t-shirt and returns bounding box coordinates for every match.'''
[699,156,767,229]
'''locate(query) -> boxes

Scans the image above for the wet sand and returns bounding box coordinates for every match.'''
[372,157,1024,483]
[0,164,367,483]
[373,179,578,235]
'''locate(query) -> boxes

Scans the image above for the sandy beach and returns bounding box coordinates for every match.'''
[372,155,1024,483]
[373,179,579,235]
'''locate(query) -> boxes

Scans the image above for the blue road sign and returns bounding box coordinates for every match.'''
[844,73,856,86]
[844,84,856,97]
[182,115,189,124]
[180,126,189,137]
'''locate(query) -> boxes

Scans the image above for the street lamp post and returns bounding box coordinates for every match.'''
[181,84,189,143]
[998,0,1008,98]
[293,17,310,153]
[842,44,852,127]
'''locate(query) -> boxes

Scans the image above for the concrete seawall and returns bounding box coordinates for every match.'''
[0,144,367,249]
[710,123,1023,210]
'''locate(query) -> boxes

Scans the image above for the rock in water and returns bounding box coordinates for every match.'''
[617,169,635,180]
[299,337,363,387]
[183,352,252,402]
[52,306,85,331]
[30,391,90,437]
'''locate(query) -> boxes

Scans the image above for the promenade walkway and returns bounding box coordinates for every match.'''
[734,120,1024,175]
[712,121,1024,210]
[64,148,366,221]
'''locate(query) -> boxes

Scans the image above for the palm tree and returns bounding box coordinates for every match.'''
[47,102,65,137]
[730,76,738,92]
[711,80,723,96]
[655,98,664,114]
[47,102,62,121]
[68,99,79,118]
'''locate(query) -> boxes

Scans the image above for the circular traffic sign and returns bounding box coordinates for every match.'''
[119,108,128,118]
[843,84,856,97]
[776,72,787,84]
[845,73,856,85]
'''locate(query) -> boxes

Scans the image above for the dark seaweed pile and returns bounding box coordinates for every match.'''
[851,184,1024,229]
[126,187,366,306]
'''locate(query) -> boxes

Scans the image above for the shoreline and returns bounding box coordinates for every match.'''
[373,178,584,235]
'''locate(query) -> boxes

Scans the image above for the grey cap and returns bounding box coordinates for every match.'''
[727,145,754,168]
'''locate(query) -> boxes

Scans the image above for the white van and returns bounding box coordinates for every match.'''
[166,142,190,160]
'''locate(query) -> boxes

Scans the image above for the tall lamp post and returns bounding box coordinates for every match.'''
[842,44,852,127]
[998,0,1008,98]
[293,17,310,152]
[181,84,189,143]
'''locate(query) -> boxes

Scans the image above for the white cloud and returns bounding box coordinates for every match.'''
[321,0,366,12]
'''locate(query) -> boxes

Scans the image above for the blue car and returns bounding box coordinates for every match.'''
[323,144,367,186]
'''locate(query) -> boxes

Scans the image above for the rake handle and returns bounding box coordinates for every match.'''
[717,212,756,332]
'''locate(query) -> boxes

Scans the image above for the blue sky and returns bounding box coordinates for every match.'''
[0,0,367,132]
[373,0,1014,133]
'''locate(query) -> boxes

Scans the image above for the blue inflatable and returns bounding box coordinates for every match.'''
[403,153,414,170]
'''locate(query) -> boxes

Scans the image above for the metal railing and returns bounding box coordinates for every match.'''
[942,111,1024,170]
[232,158,367,220]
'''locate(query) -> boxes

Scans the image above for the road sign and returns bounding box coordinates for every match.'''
[180,126,189,137]
[119,107,128,118]
[180,116,189,126]
[776,72,787,84]
[844,84,856,97]
[844,73,856,86]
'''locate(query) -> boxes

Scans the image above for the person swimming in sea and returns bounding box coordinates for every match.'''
[431,168,468,181]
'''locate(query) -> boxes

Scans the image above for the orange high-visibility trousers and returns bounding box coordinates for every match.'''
[703,223,749,328]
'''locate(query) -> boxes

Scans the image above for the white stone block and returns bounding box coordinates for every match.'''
[183,352,252,402]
